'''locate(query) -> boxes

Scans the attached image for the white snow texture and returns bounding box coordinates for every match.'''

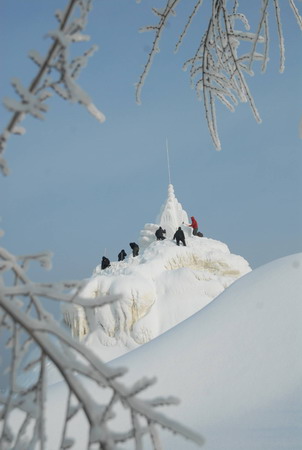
[47,252,302,449]
[63,184,251,363]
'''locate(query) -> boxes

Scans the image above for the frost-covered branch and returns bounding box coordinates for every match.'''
[136,0,181,105]
[137,0,302,149]
[0,246,204,448]
[0,0,105,176]
[174,0,204,53]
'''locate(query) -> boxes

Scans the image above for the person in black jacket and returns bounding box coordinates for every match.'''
[173,227,186,246]
[118,249,127,261]
[155,226,166,240]
[129,242,139,257]
[101,256,111,270]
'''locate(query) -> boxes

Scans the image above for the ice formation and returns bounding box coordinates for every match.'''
[62,184,251,361]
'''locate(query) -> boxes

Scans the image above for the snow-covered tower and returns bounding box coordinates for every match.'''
[139,184,189,247]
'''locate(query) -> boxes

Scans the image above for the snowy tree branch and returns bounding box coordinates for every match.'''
[137,0,302,150]
[0,0,105,176]
[136,0,181,105]
[0,246,204,448]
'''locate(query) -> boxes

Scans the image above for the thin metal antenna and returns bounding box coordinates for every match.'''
[166,137,172,185]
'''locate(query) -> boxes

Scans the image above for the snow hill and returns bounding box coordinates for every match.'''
[47,252,302,449]
[109,252,302,450]
[63,184,251,362]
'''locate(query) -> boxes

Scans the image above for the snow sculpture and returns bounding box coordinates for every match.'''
[62,184,251,365]
[156,183,189,238]
[139,184,189,248]
[139,223,158,249]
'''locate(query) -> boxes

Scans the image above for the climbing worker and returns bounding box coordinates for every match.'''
[101,256,111,270]
[155,226,166,241]
[118,249,127,261]
[189,216,199,236]
[173,227,186,246]
[129,242,139,257]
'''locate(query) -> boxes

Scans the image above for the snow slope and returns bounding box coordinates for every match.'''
[63,184,251,363]
[110,252,302,449]
[46,252,302,449]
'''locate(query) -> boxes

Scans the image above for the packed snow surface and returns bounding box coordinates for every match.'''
[48,252,302,449]
[80,236,250,360]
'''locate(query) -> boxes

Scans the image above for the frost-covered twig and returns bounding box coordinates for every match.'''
[174,0,204,53]
[136,0,181,105]
[137,0,302,150]
[289,0,302,30]
[0,246,204,448]
[0,0,105,176]
[273,0,285,73]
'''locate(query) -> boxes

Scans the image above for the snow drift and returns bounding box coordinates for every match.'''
[47,252,302,449]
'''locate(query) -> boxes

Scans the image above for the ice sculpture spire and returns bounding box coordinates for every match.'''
[156,184,189,239]
[139,184,189,247]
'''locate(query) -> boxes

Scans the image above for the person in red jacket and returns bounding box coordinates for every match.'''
[189,216,198,236]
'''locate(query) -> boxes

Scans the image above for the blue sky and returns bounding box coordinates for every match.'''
[0,0,301,282]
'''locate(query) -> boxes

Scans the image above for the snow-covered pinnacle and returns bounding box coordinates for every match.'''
[156,184,189,239]
[139,184,189,248]
[60,183,251,367]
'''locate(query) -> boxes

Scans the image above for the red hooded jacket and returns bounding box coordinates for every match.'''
[190,216,198,229]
